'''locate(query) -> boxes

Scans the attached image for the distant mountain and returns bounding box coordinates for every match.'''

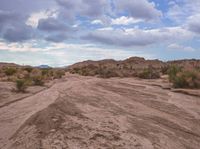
[36,65,51,69]
[0,63,52,69]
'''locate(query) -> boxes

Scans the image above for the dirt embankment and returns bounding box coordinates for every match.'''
[0,74,200,149]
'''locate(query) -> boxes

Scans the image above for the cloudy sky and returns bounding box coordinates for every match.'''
[0,0,200,66]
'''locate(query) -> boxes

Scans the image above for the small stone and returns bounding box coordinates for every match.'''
[50,129,56,133]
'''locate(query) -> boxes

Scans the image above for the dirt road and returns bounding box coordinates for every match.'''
[0,74,200,149]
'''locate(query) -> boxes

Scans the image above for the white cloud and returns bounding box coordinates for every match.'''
[83,26,194,47]
[26,10,58,28]
[0,40,154,66]
[166,3,185,22]
[44,43,154,66]
[97,27,114,31]
[111,16,142,25]
[72,24,79,28]
[91,20,103,25]
[168,43,195,52]
[0,40,52,52]
[167,0,200,23]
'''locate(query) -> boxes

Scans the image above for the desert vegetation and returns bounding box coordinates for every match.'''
[168,65,200,89]
[4,67,17,76]
[138,65,160,79]
[0,65,65,92]
[1,57,200,91]
[67,57,200,89]
[15,79,28,92]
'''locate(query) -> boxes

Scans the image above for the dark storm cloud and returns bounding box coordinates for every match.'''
[114,0,162,21]
[55,0,109,18]
[0,10,17,22]
[82,0,108,17]
[45,33,69,42]
[0,9,33,42]
[0,0,164,43]
[0,0,56,14]
[0,0,56,42]
[56,0,80,9]
[0,10,20,32]
[55,0,162,22]
[187,15,200,34]
[37,17,77,42]
[37,18,69,32]
[3,25,33,42]
[188,22,200,34]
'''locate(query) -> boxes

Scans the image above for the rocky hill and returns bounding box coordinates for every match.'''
[67,57,200,78]
[68,57,164,69]
[0,62,20,68]
[67,57,163,77]
[168,59,200,70]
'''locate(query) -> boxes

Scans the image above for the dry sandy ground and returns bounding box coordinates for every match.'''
[0,82,47,108]
[0,74,200,149]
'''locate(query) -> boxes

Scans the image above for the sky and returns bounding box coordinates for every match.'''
[0,0,200,66]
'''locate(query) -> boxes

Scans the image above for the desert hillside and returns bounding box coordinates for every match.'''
[0,58,200,148]
[67,57,200,78]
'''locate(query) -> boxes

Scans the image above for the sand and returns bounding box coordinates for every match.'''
[0,73,200,149]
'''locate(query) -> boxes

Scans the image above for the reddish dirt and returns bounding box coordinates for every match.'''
[0,74,200,149]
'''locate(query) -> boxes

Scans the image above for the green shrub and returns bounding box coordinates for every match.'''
[7,76,18,82]
[172,73,187,88]
[161,65,169,75]
[171,70,200,89]
[54,70,65,78]
[4,67,17,76]
[23,67,33,73]
[98,69,119,78]
[16,79,27,92]
[167,65,200,88]
[72,68,80,74]
[167,65,182,82]
[79,69,89,76]
[41,68,52,76]
[138,66,160,79]
[32,76,44,86]
[195,66,200,72]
